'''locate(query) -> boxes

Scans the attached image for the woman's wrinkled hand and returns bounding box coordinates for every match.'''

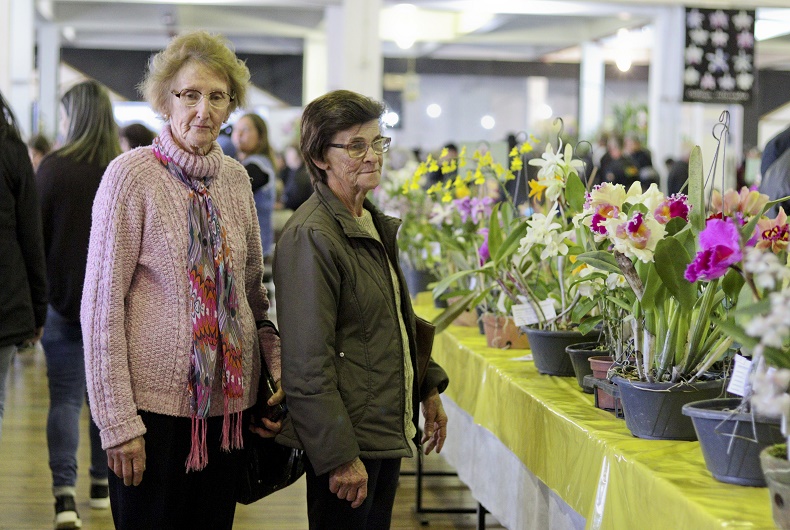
[329,457,368,508]
[107,435,146,486]
[250,380,285,438]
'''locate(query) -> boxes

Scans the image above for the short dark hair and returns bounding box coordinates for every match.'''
[300,90,385,186]
[120,123,156,150]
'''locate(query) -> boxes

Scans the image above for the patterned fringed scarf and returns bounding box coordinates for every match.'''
[152,137,245,472]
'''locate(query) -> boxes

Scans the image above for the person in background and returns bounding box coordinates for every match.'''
[81,31,282,530]
[277,143,313,211]
[36,80,120,529]
[274,89,449,529]
[27,133,52,172]
[231,113,277,258]
[601,135,639,187]
[761,124,790,178]
[623,132,653,170]
[667,155,690,196]
[0,90,47,442]
[119,122,156,152]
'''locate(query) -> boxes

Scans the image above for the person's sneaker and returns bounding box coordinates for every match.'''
[54,495,82,529]
[89,483,110,509]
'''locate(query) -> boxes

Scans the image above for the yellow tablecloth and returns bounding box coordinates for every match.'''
[415,300,775,530]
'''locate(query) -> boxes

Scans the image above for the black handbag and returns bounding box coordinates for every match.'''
[236,321,305,505]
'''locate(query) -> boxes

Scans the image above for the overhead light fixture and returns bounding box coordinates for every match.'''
[393,4,418,50]
[383,111,400,127]
[481,115,496,130]
[426,104,442,118]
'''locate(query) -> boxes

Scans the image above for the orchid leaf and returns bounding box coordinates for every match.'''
[605,295,633,313]
[576,251,620,275]
[654,237,696,312]
[487,203,503,260]
[577,315,602,336]
[688,146,705,233]
[664,216,688,237]
[432,269,478,298]
[641,262,665,311]
[722,268,745,304]
[493,220,527,263]
[566,172,586,213]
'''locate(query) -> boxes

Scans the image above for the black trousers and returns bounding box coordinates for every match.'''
[306,456,402,530]
[108,410,242,530]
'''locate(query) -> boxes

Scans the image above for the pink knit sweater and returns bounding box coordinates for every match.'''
[81,126,280,450]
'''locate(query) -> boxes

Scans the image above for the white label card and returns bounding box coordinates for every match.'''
[511,300,557,327]
[726,354,752,397]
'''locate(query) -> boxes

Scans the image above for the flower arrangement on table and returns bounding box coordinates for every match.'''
[429,133,605,335]
[574,132,790,387]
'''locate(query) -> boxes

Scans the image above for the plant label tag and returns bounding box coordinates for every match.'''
[512,300,556,326]
[726,354,752,397]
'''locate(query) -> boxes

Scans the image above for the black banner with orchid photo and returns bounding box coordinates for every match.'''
[683,8,756,104]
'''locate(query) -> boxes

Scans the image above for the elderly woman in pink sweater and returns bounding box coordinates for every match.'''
[81,31,283,530]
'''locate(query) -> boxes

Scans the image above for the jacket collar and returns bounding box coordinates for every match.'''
[314,181,401,242]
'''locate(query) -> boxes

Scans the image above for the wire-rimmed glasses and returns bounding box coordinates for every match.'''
[328,137,391,159]
[171,89,234,110]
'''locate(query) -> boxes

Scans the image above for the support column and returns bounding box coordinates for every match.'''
[526,77,548,132]
[38,22,60,141]
[324,0,382,99]
[3,0,35,136]
[303,32,328,105]
[579,42,605,144]
[648,6,685,190]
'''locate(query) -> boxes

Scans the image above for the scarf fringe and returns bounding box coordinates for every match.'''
[186,416,208,472]
[221,402,244,452]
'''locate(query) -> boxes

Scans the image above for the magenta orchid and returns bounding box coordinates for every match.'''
[684,217,743,282]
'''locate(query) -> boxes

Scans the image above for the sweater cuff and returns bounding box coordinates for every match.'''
[99,414,147,450]
[258,326,282,381]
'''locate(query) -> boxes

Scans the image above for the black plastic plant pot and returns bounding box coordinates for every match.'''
[613,376,725,441]
[523,327,600,377]
[566,342,607,393]
[682,397,783,487]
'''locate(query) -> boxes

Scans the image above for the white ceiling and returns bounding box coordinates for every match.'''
[36,0,790,70]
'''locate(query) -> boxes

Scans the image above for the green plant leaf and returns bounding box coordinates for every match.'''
[664,216,688,237]
[432,269,478,298]
[577,315,602,335]
[688,146,705,233]
[493,220,528,263]
[654,237,696,312]
[488,203,503,257]
[641,262,665,311]
[566,172,586,212]
[576,251,621,275]
[722,268,745,303]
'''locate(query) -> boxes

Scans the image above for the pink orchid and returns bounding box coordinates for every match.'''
[756,208,790,254]
[616,212,651,250]
[685,217,743,282]
[653,194,690,224]
[591,204,619,235]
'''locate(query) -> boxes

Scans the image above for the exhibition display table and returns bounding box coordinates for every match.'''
[415,301,775,530]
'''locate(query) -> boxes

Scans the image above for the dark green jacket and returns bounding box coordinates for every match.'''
[273,181,449,476]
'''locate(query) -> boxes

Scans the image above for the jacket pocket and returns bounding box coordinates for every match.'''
[334,348,371,427]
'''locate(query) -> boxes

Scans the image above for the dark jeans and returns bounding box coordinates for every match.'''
[306,457,401,530]
[42,306,107,489]
[108,410,241,530]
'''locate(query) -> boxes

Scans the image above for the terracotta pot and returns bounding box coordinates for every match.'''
[481,313,529,349]
[446,296,478,327]
[589,355,620,412]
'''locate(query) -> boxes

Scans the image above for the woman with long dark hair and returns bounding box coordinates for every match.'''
[0,91,47,441]
[232,113,278,258]
[36,80,121,529]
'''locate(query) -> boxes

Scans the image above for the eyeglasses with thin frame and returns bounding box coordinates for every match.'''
[171,89,235,110]
[328,136,391,159]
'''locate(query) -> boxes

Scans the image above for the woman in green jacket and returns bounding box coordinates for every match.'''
[274,90,449,529]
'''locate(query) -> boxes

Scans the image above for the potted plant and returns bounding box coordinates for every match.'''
[575,145,735,441]
[372,156,441,299]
